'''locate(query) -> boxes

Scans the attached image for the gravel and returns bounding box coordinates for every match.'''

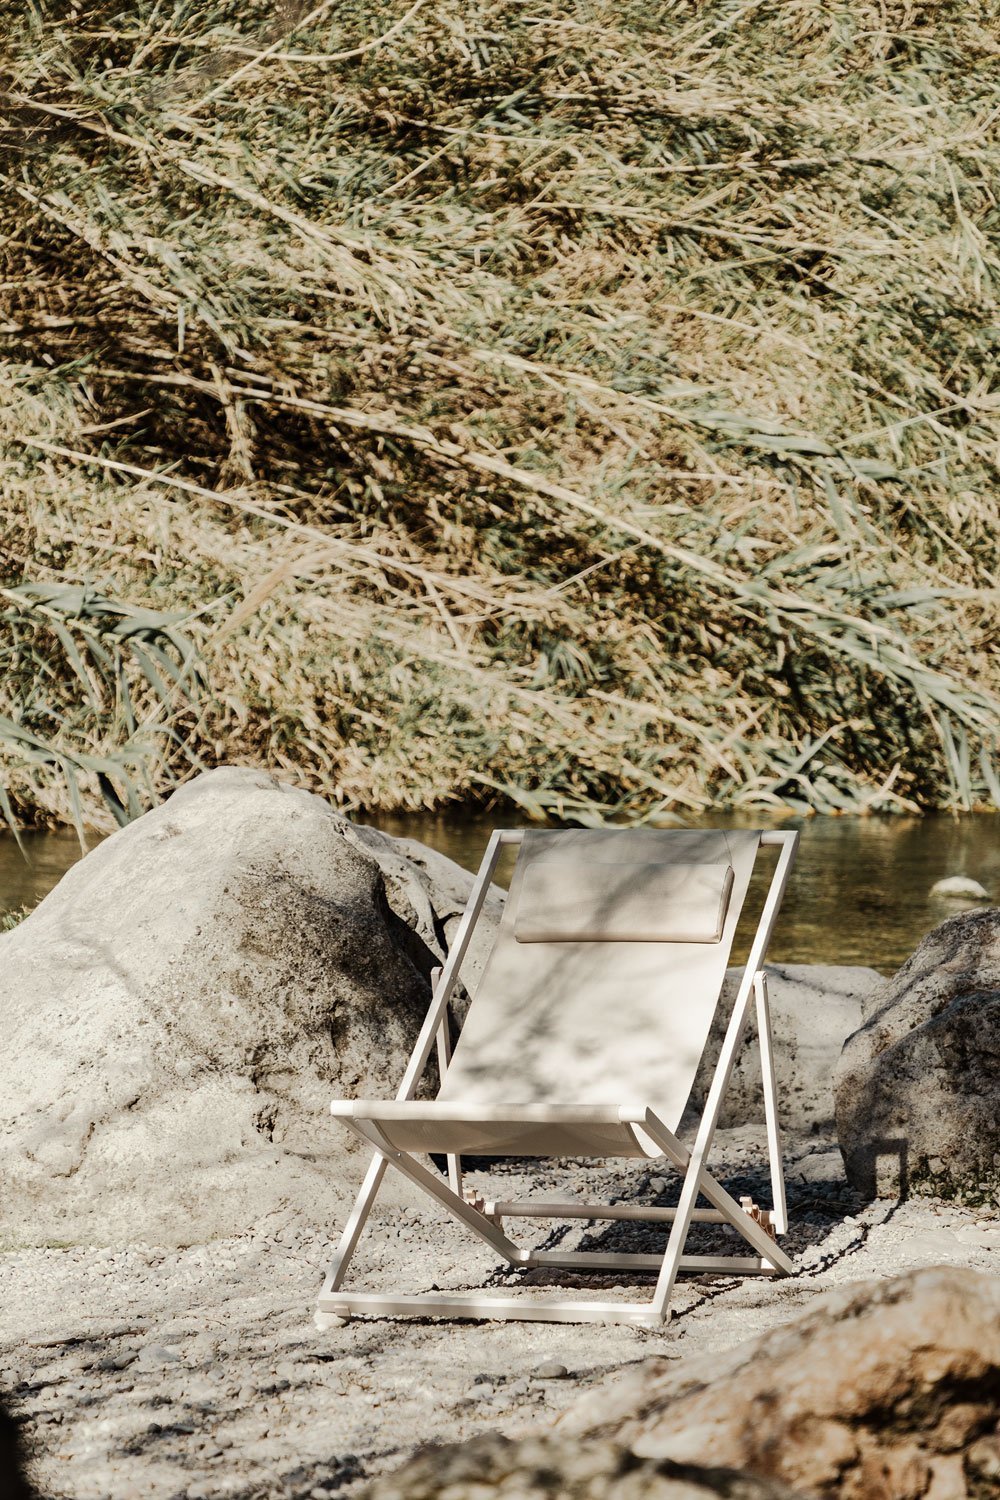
[4,1132,998,1498]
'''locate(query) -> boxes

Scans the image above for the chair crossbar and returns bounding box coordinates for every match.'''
[321,1293,658,1326]
[525,1250,778,1273]
[485,1201,727,1223]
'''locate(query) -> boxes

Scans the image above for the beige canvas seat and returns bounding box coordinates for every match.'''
[317,827,798,1328]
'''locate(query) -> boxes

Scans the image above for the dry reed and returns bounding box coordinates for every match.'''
[1,0,998,833]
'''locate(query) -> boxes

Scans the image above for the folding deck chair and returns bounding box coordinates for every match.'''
[317,827,798,1328]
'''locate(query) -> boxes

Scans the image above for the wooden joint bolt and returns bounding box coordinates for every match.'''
[740,1196,777,1241]
[464,1188,502,1228]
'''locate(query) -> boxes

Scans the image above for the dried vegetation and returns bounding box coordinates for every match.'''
[1,0,999,833]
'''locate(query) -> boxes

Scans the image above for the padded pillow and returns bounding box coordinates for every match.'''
[514,861,735,944]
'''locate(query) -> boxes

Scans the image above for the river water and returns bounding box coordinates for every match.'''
[1,811,996,974]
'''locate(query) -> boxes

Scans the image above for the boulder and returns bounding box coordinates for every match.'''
[834,908,1000,1201]
[930,876,990,901]
[692,965,878,1138]
[559,1266,1000,1500]
[0,768,502,1248]
[1,1391,36,1500]
[365,1432,807,1499]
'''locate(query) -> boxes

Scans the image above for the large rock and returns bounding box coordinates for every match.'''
[559,1266,1000,1500]
[834,908,1000,1201]
[0,768,502,1248]
[365,1432,807,1499]
[1,1392,36,1500]
[693,965,878,1138]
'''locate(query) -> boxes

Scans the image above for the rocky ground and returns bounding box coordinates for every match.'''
[3,1132,999,1500]
[2,771,997,1499]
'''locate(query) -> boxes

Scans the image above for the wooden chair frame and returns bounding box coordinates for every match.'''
[316,829,797,1328]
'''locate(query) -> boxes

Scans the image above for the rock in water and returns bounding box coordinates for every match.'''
[558,1266,1000,1500]
[834,907,1000,1201]
[364,1432,807,1498]
[931,875,990,900]
[1,1391,36,1500]
[0,768,502,1248]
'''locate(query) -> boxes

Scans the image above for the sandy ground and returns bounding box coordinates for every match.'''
[4,1130,999,1500]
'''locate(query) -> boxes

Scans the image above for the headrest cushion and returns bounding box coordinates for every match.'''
[514,861,735,944]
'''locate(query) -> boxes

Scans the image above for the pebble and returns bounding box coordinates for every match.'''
[95,1353,137,1372]
[956,1225,1000,1249]
[136,1344,181,1366]
[930,875,990,899]
[533,1361,569,1380]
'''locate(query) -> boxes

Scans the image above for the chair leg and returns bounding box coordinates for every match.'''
[343,1117,529,1264]
[638,1110,793,1322]
[755,969,787,1234]
[320,1091,792,1327]
[647,1159,704,1323]
[638,932,795,1321]
[319,1152,388,1300]
[431,966,464,1198]
[319,1130,789,1326]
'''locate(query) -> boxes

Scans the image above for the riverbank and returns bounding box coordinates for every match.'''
[2,808,997,971]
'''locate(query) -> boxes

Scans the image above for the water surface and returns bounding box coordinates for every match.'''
[365,809,1000,973]
[1,812,996,973]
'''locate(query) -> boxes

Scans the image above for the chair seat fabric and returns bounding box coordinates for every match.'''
[331,1101,655,1158]
[439,828,761,1135]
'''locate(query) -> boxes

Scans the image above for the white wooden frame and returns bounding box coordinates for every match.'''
[316,829,798,1328]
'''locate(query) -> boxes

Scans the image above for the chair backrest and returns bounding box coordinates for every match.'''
[438,828,762,1133]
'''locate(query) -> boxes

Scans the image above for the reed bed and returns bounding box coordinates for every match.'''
[1,0,998,833]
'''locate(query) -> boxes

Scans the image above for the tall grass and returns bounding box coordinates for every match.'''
[1,0,998,830]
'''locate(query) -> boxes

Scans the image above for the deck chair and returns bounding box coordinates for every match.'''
[317,827,798,1328]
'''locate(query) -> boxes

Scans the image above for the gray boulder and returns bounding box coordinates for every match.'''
[0,768,502,1249]
[834,907,1000,1201]
[931,875,990,901]
[693,964,878,1138]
